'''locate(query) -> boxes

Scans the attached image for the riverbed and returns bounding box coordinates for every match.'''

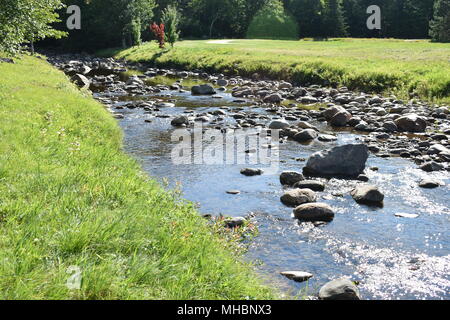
[90,74,450,300]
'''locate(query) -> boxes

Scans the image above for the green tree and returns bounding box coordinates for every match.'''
[57,0,155,51]
[429,0,450,42]
[323,0,348,37]
[0,0,66,55]
[247,0,299,39]
[286,0,325,38]
[161,5,181,47]
[188,0,245,38]
[121,0,156,46]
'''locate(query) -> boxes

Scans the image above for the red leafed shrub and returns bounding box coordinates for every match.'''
[150,23,165,49]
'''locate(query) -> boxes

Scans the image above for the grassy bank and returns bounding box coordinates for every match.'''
[0,55,275,299]
[100,38,450,104]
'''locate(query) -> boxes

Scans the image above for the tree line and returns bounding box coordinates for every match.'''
[1,0,449,54]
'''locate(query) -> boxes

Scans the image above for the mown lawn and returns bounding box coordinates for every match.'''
[101,38,450,104]
[0,55,276,300]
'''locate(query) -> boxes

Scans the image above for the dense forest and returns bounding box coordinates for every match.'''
[1,0,449,53]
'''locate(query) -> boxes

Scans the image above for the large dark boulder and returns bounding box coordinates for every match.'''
[191,84,216,95]
[280,171,304,186]
[293,203,334,222]
[394,114,427,132]
[303,144,369,178]
[171,115,190,127]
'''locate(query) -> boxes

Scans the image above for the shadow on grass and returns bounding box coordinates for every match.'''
[96,46,172,66]
[145,48,171,63]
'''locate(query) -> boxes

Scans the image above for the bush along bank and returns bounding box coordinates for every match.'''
[0,54,276,300]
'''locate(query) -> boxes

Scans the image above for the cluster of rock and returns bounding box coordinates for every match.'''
[276,145,379,299]
[49,54,450,175]
[276,144,386,225]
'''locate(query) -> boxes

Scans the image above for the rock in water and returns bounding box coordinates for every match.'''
[323,105,346,121]
[303,144,369,178]
[330,111,352,127]
[191,84,216,95]
[351,185,384,206]
[318,134,337,142]
[281,189,317,207]
[394,114,427,132]
[419,179,442,189]
[224,217,246,228]
[217,79,228,87]
[280,271,313,283]
[293,129,318,142]
[269,120,290,130]
[293,203,334,222]
[171,116,189,127]
[71,74,90,89]
[240,168,263,176]
[278,81,293,90]
[427,144,449,155]
[155,102,175,108]
[263,93,283,103]
[319,278,361,300]
[280,171,304,186]
[357,174,369,182]
[293,180,325,191]
[420,161,444,172]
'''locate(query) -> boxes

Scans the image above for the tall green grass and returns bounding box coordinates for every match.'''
[0,55,276,300]
[100,39,450,104]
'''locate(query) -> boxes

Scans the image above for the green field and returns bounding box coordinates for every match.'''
[0,55,275,299]
[101,38,450,104]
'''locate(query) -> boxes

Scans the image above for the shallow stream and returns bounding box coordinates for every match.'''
[94,75,449,300]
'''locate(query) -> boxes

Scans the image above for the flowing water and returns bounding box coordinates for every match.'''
[94,75,450,300]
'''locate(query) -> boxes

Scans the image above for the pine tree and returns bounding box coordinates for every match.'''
[161,5,181,47]
[429,0,450,42]
[323,0,348,38]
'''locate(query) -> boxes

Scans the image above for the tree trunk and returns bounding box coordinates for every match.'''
[30,39,35,55]
[209,14,219,39]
